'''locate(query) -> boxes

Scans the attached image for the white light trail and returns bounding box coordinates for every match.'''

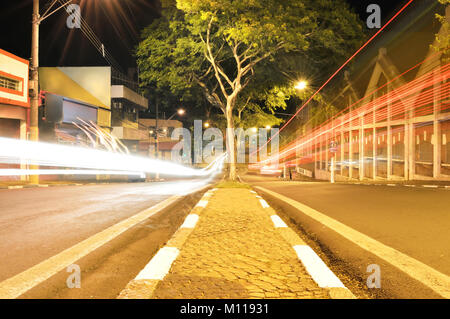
[0,138,225,177]
[0,169,145,177]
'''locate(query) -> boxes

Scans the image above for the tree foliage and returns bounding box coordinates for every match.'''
[137,0,364,179]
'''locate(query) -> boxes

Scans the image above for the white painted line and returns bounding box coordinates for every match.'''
[405,185,416,187]
[387,184,396,186]
[271,215,288,228]
[256,186,450,298]
[196,200,209,208]
[259,199,270,208]
[293,245,345,288]
[180,214,199,229]
[445,186,450,189]
[37,184,49,188]
[135,247,179,280]
[250,190,257,194]
[423,185,439,188]
[8,186,23,189]
[0,195,182,299]
[255,195,262,199]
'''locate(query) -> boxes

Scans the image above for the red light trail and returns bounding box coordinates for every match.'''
[253,0,415,157]
[253,62,450,169]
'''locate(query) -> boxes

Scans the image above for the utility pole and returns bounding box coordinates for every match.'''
[155,101,159,180]
[29,0,40,184]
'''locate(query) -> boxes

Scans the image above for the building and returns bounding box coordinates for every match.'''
[138,118,183,161]
[110,69,149,153]
[291,2,450,182]
[0,48,29,140]
[0,49,30,182]
[39,66,148,151]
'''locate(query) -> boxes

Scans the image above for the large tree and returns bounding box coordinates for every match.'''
[137,0,364,180]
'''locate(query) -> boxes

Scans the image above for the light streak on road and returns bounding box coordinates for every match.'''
[0,169,145,177]
[252,0,415,156]
[252,62,450,170]
[0,138,225,178]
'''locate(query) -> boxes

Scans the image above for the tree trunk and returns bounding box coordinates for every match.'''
[225,104,237,181]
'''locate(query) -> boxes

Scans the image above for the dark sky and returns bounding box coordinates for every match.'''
[0,0,407,74]
[0,0,160,73]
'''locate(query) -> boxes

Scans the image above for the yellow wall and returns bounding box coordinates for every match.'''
[39,67,111,128]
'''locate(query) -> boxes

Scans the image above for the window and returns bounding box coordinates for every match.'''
[0,75,21,92]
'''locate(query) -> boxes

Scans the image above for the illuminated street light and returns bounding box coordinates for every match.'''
[252,127,258,133]
[167,108,186,120]
[295,80,307,90]
[204,122,210,128]
[265,125,271,130]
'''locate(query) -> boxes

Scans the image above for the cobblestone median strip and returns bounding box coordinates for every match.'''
[118,189,215,299]
[135,187,348,299]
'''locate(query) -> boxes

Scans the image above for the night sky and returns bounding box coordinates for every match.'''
[0,0,406,73]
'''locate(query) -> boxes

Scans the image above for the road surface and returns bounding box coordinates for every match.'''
[0,179,211,298]
[242,174,450,299]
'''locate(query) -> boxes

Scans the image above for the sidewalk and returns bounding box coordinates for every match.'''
[119,185,353,299]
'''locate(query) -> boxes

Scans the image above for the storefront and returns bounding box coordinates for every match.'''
[0,49,30,181]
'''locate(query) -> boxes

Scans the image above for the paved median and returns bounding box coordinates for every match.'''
[119,185,353,299]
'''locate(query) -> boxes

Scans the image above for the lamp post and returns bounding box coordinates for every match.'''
[153,107,185,180]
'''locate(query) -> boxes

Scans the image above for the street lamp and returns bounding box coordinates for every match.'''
[204,122,210,128]
[167,108,186,120]
[295,80,307,90]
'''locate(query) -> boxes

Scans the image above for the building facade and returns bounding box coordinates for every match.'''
[290,4,450,182]
[0,48,29,141]
[138,118,183,161]
[39,66,148,152]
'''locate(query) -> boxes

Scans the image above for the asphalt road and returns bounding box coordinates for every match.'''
[0,179,211,298]
[242,174,450,298]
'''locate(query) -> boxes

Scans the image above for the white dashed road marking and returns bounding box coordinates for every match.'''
[180,214,199,229]
[135,247,180,280]
[293,245,345,288]
[270,215,288,228]
[259,199,270,208]
[196,200,209,208]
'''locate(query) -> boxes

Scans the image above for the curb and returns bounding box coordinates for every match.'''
[252,189,356,299]
[117,188,217,299]
[338,182,450,189]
